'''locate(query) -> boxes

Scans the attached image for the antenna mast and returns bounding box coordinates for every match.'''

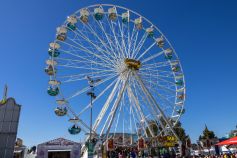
[3,84,8,100]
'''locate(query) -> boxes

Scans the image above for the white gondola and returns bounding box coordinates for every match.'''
[134,17,142,30]
[122,11,129,23]
[56,26,67,34]
[165,48,172,54]
[146,27,154,37]
[56,99,68,105]
[56,26,67,41]
[67,15,77,30]
[49,42,60,49]
[171,115,179,118]
[175,74,183,80]
[108,7,117,20]
[80,8,89,23]
[46,59,57,66]
[67,15,77,24]
[94,7,104,20]
[45,65,56,76]
[176,88,185,93]
[156,36,164,48]
[175,102,183,106]
[69,117,79,123]
[171,61,179,66]
[48,80,61,86]
[54,107,67,116]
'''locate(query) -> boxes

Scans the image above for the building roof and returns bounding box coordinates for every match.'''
[38,138,81,146]
[0,97,21,107]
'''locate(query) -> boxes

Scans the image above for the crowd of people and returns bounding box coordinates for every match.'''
[106,152,237,158]
[192,153,237,158]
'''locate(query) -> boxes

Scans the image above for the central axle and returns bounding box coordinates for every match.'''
[124,58,141,70]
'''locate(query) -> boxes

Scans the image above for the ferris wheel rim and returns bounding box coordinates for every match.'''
[46,3,186,140]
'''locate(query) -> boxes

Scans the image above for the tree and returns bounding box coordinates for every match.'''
[173,121,188,144]
[198,125,217,148]
[145,119,188,144]
[199,125,216,140]
[228,125,237,138]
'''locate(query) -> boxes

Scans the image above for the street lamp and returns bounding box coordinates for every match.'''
[86,76,101,157]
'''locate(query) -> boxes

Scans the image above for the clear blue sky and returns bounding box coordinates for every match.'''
[0,0,237,147]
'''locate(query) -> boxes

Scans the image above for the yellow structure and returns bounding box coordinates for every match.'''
[124,58,141,70]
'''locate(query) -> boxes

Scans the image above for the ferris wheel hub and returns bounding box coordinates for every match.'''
[124,58,141,70]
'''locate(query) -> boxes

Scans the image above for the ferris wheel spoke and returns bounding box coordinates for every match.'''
[59,40,88,54]
[113,91,125,137]
[140,67,180,75]
[58,41,113,67]
[141,50,165,64]
[141,74,177,86]
[102,72,130,138]
[57,64,112,72]
[132,75,166,129]
[106,19,126,58]
[132,81,167,136]
[67,74,117,100]
[77,77,118,117]
[127,85,155,137]
[57,69,115,80]
[142,79,176,91]
[131,31,139,59]
[130,105,140,137]
[140,72,175,83]
[130,98,149,138]
[127,17,132,58]
[137,42,158,60]
[141,78,176,94]
[81,16,113,52]
[146,85,176,110]
[58,71,115,83]
[133,33,149,59]
[97,15,122,60]
[140,71,175,79]
[133,71,180,141]
[129,93,133,136]
[116,10,129,57]
[128,24,136,58]
[93,78,121,132]
[62,72,116,83]
[94,20,120,61]
[131,79,162,133]
[100,80,123,136]
[65,37,113,65]
[141,60,177,69]
[81,21,116,56]
[102,15,122,58]
[56,55,114,70]
[72,28,117,64]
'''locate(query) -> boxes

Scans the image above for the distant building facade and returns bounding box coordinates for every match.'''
[0,98,21,158]
[37,138,81,158]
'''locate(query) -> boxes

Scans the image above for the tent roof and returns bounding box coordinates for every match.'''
[217,136,237,146]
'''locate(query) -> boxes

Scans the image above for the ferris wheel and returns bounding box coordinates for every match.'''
[45,4,185,143]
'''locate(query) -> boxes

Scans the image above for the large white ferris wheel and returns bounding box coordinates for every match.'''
[45,4,185,143]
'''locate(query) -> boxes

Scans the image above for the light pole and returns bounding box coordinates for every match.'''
[86,76,100,157]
